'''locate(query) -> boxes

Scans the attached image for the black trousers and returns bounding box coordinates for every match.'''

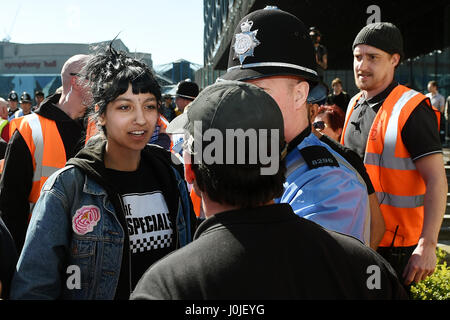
[377,245,416,292]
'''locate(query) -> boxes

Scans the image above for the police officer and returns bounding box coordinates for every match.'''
[7,91,20,121]
[13,92,34,118]
[220,6,372,244]
[174,80,199,117]
[33,90,45,111]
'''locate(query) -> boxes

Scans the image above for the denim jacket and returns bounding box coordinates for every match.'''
[11,144,194,300]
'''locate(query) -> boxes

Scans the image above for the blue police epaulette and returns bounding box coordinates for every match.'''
[299,145,339,170]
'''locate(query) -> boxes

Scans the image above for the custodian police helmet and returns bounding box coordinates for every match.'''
[20,92,32,103]
[221,6,327,103]
[8,90,18,101]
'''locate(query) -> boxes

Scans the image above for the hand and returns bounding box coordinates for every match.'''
[402,240,437,285]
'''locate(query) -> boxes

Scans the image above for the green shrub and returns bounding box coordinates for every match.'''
[410,247,450,300]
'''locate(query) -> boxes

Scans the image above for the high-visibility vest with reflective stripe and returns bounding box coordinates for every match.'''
[16,113,66,209]
[9,116,24,139]
[341,85,440,247]
[0,117,25,176]
[0,117,25,175]
[0,119,8,135]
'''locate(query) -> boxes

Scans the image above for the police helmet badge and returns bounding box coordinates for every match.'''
[233,19,260,64]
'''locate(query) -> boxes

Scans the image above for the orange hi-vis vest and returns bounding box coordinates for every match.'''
[15,113,66,211]
[0,116,28,174]
[9,116,24,139]
[341,85,440,247]
[0,119,8,136]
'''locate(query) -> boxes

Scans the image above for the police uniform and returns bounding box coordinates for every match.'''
[11,92,34,119]
[7,91,21,121]
[220,6,370,243]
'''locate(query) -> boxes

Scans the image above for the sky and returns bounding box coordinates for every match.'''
[1,0,204,67]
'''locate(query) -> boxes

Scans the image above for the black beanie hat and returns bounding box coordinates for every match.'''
[352,22,404,60]
[176,80,199,101]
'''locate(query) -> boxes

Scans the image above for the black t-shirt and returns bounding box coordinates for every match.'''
[343,82,441,161]
[104,161,176,291]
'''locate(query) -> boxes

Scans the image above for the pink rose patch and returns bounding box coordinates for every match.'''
[72,205,101,235]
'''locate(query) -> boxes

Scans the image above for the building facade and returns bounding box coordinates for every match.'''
[0,39,152,99]
[199,0,450,99]
[196,0,256,88]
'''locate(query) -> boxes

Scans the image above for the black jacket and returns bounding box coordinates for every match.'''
[0,216,17,299]
[0,94,85,252]
[131,204,407,300]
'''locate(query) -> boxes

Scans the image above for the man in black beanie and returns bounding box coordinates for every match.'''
[341,22,447,288]
[174,80,199,117]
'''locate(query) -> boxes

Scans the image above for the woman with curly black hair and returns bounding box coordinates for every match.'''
[10,45,196,300]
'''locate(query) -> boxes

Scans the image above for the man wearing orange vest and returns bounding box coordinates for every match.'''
[341,22,447,287]
[0,54,91,252]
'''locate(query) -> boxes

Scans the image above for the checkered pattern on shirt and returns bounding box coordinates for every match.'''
[130,234,173,254]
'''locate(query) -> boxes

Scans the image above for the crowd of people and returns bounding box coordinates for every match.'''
[0,6,447,300]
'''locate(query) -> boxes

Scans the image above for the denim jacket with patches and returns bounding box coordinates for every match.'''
[10,143,194,300]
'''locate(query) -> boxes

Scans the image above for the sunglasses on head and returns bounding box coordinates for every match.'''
[70,72,89,80]
[313,121,327,131]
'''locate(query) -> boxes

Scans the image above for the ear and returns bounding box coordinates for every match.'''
[293,81,309,110]
[391,53,401,68]
[70,74,79,88]
[309,103,319,122]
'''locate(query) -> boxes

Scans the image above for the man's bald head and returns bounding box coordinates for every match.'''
[58,54,92,119]
[61,54,91,92]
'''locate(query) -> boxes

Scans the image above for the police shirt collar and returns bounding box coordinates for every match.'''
[287,126,312,154]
